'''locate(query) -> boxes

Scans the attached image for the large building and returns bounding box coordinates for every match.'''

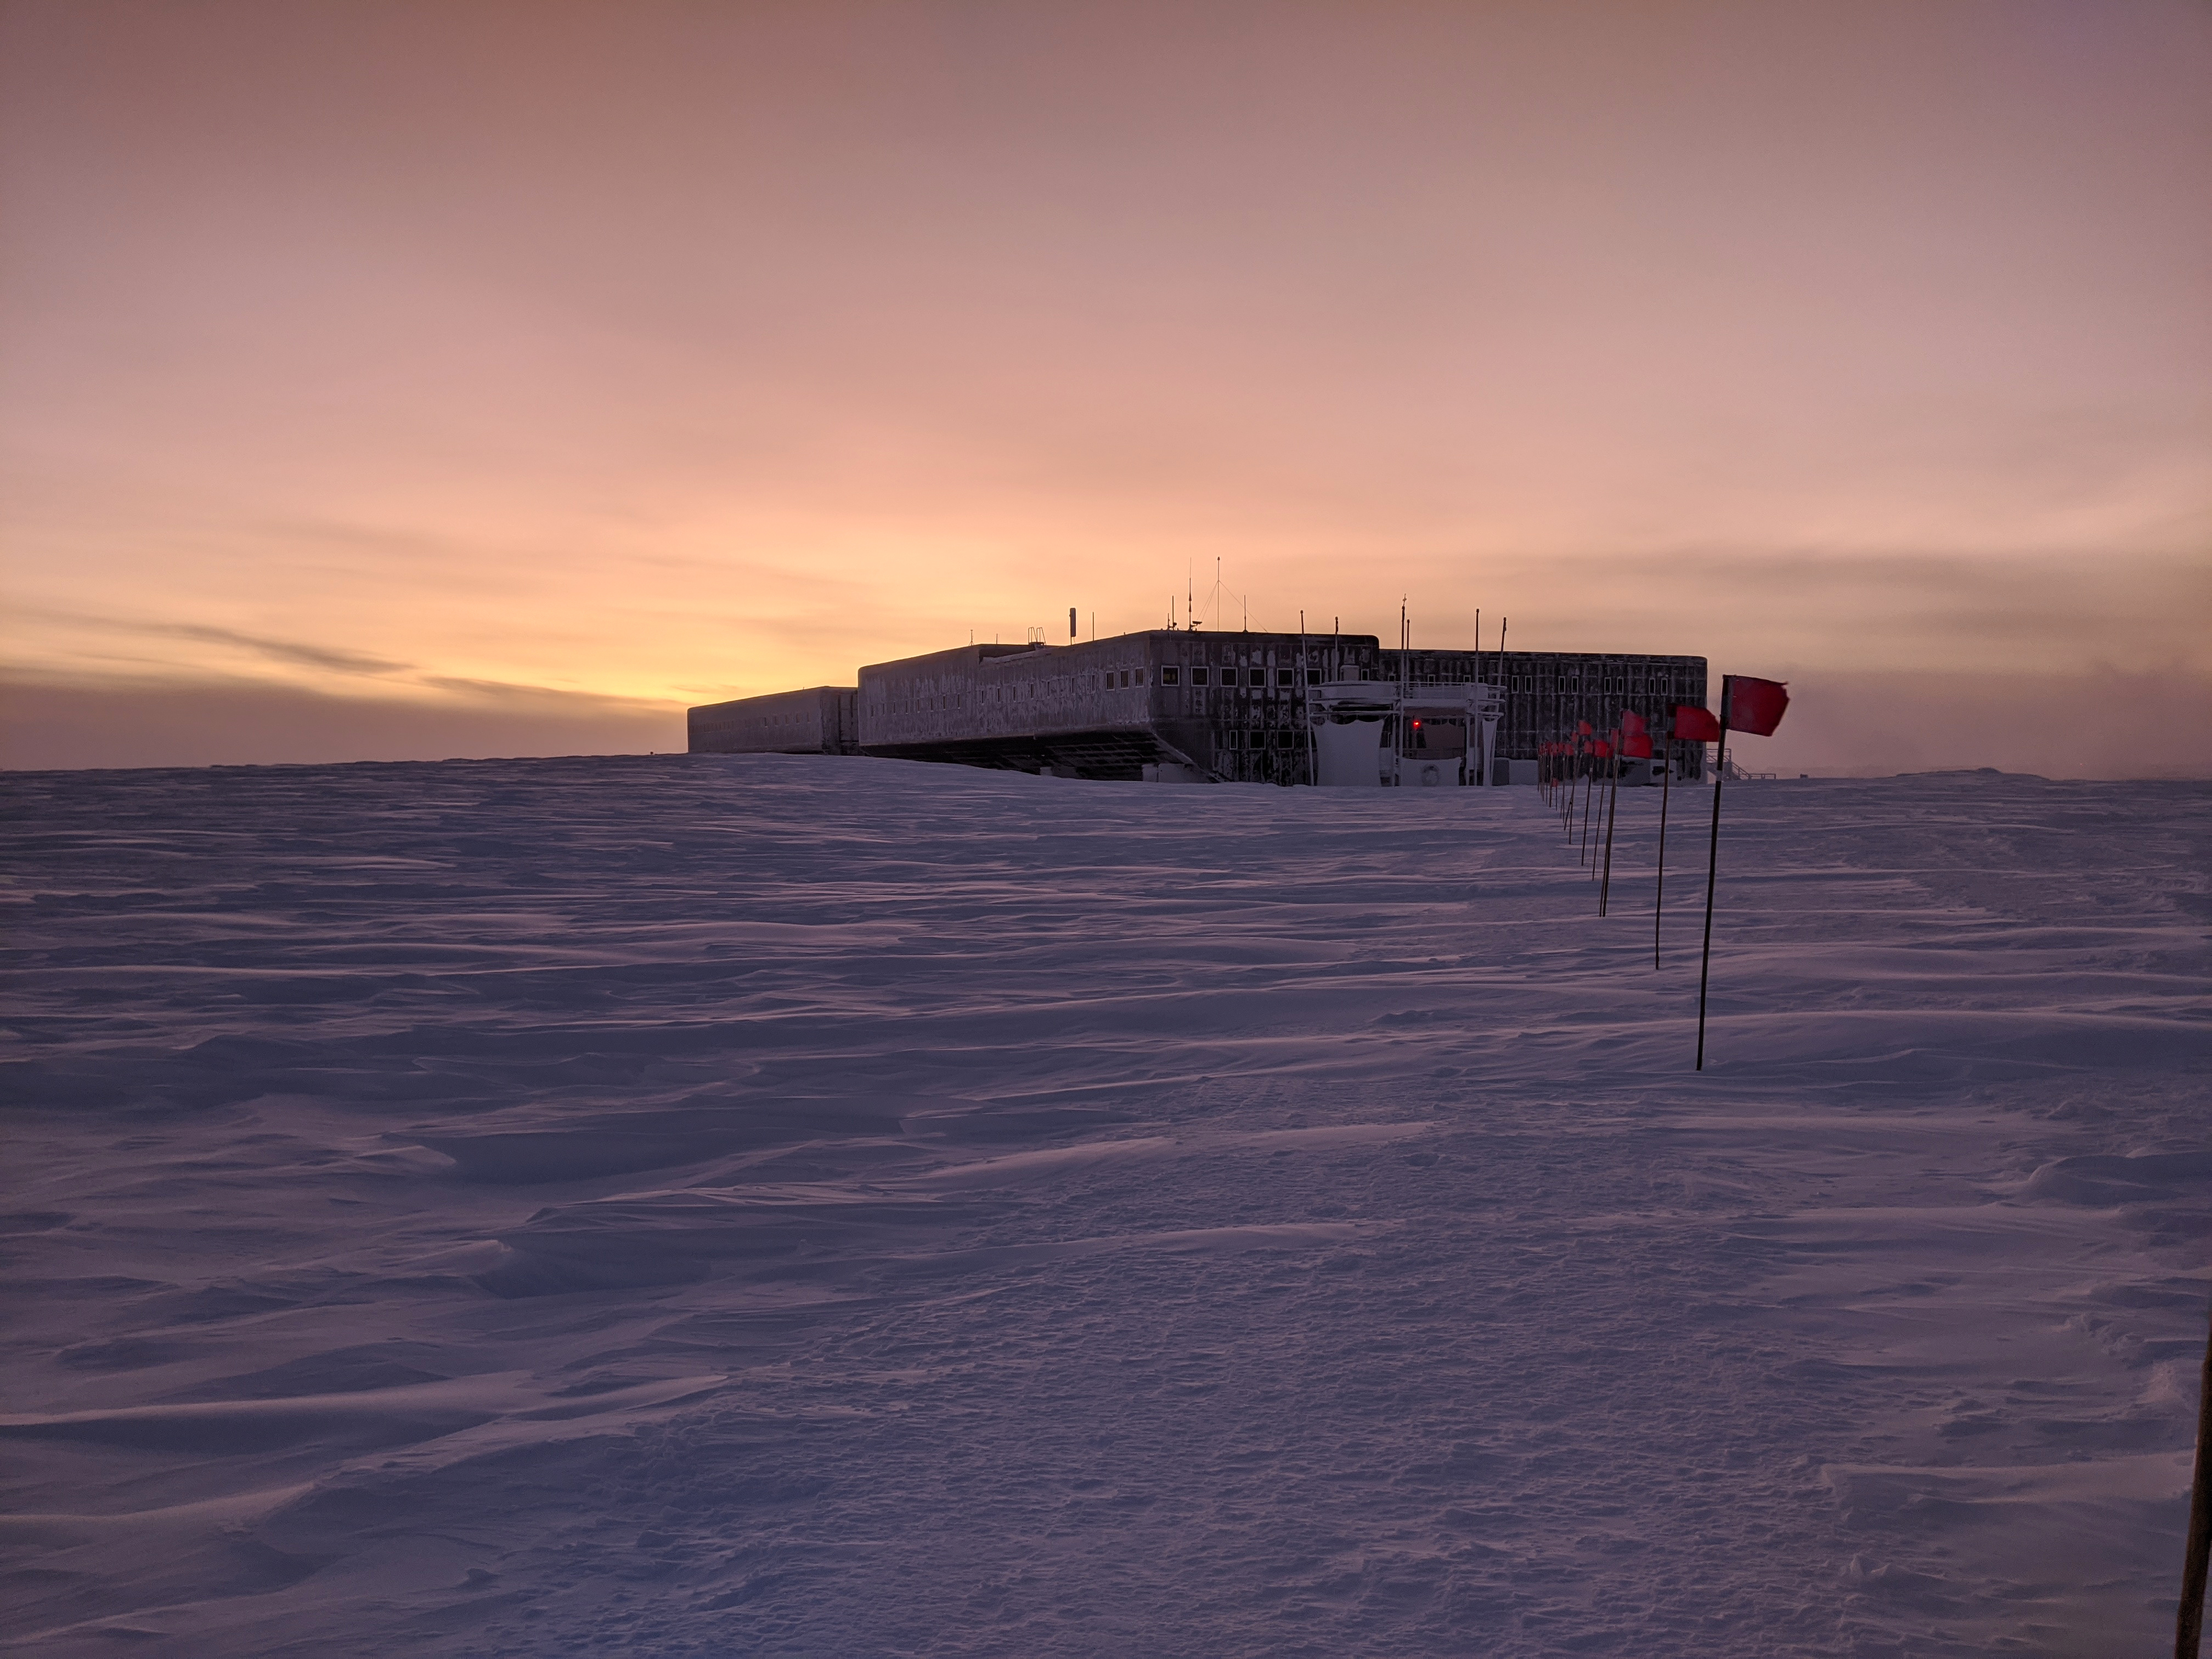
[689,629,1706,785]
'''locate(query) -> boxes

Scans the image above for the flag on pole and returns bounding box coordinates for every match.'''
[1620,709,1647,736]
[1695,674,1793,1070]
[1622,733,1652,759]
[1724,676,1789,736]
[1672,705,1720,743]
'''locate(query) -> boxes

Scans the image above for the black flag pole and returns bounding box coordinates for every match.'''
[1655,731,1672,969]
[2180,1301,2211,1658]
[1695,686,1732,1071]
[1599,739,1620,916]
[1581,757,1596,868]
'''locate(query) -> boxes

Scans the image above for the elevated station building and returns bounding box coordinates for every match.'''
[858,632,1369,784]
[690,630,1706,786]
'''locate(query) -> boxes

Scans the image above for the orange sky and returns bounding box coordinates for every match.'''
[3,1,2208,773]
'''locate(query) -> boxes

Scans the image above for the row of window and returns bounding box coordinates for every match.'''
[1160,667,1322,688]
[881,663,1333,708]
[1502,676,1702,692]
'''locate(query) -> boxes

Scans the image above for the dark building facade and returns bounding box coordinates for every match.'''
[1395,648,1708,770]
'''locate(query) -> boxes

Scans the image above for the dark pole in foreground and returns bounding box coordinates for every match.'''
[2180,1304,2211,1658]
[1654,736,1672,969]
[1695,709,1730,1071]
[1599,746,1620,916]
[1581,763,1595,868]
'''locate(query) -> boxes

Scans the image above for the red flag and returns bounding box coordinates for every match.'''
[1622,733,1653,759]
[1723,675,1789,737]
[1577,720,1594,736]
[1620,709,1647,736]
[1592,739,1613,759]
[1672,705,1720,743]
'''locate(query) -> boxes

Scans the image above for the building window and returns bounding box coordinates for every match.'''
[1249,668,1266,687]
[1277,669,1295,687]
[1135,669,1146,685]
[1160,665,1180,685]
[1191,666,1209,686]
[1307,669,1322,686]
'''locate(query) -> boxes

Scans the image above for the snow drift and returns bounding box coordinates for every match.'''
[2,755,2205,1656]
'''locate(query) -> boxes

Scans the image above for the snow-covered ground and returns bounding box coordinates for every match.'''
[3,755,2205,1658]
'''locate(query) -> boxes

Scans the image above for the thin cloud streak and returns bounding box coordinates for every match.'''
[152,622,410,678]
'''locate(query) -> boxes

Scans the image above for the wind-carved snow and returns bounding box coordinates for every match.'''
[1,756,2205,1657]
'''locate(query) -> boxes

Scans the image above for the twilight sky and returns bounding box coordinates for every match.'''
[3,0,2208,774]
